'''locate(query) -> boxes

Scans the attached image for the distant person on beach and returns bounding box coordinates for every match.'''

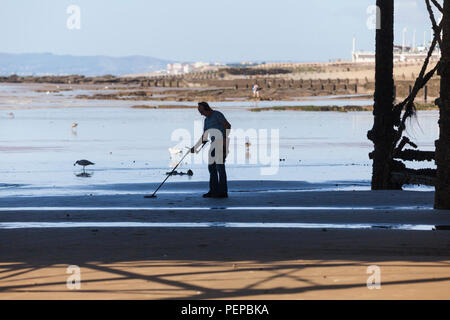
[252,84,261,98]
[191,102,231,198]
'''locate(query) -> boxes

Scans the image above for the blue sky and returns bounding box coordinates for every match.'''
[0,0,438,62]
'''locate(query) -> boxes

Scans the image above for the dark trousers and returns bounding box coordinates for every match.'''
[208,162,227,194]
[208,145,228,194]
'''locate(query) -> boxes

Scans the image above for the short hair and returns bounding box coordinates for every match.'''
[198,101,212,111]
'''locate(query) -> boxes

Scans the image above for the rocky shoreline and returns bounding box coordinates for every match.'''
[0,67,438,103]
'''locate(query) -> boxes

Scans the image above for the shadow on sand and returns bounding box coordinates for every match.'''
[0,226,449,299]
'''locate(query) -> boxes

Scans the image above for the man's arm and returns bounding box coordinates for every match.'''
[190,131,208,153]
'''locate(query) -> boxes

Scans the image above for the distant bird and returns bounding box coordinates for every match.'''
[71,123,78,136]
[7,112,15,119]
[169,147,182,154]
[74,160,95,173]
[168,147,182,158]
[245,141,251,152]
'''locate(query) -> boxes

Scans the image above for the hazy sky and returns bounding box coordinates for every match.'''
[0,0,439,62]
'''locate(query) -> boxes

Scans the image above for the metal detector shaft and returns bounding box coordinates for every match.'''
[147,142,207,198]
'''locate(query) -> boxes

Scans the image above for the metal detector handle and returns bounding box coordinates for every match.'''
[149,140,208,197]
[150,150,190,197]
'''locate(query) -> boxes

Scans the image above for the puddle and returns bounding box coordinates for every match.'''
[0,206,434,211]
[0,221,437,231]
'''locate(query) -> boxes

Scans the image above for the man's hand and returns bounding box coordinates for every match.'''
[191,139,207,154]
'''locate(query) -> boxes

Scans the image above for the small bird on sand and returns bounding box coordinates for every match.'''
[74,160,95,173]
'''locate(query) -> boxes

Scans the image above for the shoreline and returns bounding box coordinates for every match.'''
[1,103,439,112]
[1,82,438,112]
[248,104,438,112]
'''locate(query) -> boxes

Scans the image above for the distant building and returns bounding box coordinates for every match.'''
[351,36,440,63]
[193,62,210,69]
[166,62,220,74]
[167,63,192,75]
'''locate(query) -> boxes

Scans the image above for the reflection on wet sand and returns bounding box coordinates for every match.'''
[75,172,93,178]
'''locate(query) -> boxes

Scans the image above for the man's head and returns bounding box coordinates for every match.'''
[198,101,213,117]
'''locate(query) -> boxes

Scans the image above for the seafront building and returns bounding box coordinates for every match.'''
[166,62,222,75]
[351,35,441,63]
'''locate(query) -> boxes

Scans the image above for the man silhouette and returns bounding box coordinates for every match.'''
[191,102,231,198]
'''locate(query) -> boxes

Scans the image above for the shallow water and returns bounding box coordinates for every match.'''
[0,221,436,231]
[0,83,374,109]
[0,205,434,211]
[0,84,439,197]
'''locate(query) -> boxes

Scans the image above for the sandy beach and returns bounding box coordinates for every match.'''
[0,83,448,300]
[2,0,450,304]
[1,181,449,300]
[1,229,449,300]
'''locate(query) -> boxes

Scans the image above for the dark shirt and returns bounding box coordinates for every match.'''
[204,110,227,140]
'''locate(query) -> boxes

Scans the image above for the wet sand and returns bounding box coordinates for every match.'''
[1,228,449,300]
[1,184,449,300]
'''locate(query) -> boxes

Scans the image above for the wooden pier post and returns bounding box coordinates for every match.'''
[435,0,450,209]
[368,0,397,189]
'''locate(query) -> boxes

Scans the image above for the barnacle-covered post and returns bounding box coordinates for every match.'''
[435,0,450,209]
[368,0,398,189]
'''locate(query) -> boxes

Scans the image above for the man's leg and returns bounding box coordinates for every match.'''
[216,163,228,195]
[215,145,228,196]
[208,162,219,194]
[205,146,218,197]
